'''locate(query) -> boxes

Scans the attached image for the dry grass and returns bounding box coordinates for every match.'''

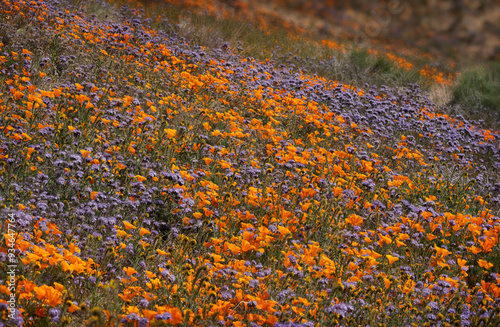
[428,83,452,107]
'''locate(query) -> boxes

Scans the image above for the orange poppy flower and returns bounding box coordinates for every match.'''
[346,214,363,226]
[478,259,493,269]
[123,267,138,276]
[139,228,151,236]
[386,255,399,264]
[165,128,177,139]
[241,240,255,253]
[68,302,80,313]
[227,243,241,255]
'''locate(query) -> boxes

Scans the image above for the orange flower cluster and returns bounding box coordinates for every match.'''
[0,0,498,326]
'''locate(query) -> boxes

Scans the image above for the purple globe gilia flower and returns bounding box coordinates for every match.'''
[49,308,60,322]
[139,299,149,308]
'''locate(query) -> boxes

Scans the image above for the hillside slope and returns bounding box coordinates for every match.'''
[0,0,499,326]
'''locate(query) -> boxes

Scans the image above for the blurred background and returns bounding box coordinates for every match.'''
[222,0,500,62]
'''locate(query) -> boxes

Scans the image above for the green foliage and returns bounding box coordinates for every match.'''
[452,62,500,129]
